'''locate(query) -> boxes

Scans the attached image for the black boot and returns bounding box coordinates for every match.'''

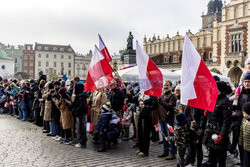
[97,144,106,152]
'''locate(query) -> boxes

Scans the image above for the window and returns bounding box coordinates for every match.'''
[164,56,167,63]
[68,48,72,52]
[54,62,56,67]
[46,62,49,67]
[53,47,57,51]
[46,54,49,58]
[61,62,64,67]
[209,52,213,60]
[24,62,27,66]
[61,55,64,59]
[68,63,71,68]
[68,55,71,59]
[45,47,49,51]
[38,61,41,67]
[15,58,17,63]
[30,56,34,60]
[30,61,33,67]
[230,34,242,52]
[27,46,31,50]
[68,70,71,76]
[38,46,41,50]
[60,48,64,52]
[173,55,177,63]
[54,55,56,58]
[30,69,33,74]
[38,54,41,58]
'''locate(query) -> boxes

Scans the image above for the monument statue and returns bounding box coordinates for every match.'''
[127,31,134,51]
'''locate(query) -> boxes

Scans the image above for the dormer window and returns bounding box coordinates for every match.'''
[68,48,72,52]
[53,47,57,51]
[45,47,49,51]
[38,46,41,50]
[60,48,64,52]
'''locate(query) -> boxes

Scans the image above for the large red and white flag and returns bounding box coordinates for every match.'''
[84,45,113,92]
[136,41,163,97]
[99,34,112,63]
[180,34,218,112]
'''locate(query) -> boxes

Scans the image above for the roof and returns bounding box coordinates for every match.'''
[34,43,75,53]
[0,49,13,60]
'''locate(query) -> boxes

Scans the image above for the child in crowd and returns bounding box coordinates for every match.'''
[122,104,134,141]
[239,102,250,167]
[166,112,190,167]
[93,102,112,152]
[230,57,250,105]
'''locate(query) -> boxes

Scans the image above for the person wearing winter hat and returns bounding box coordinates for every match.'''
[230,57,250,103]
[228,73,250,156]
[166,112,189,167]
[202,81,232,167]
[239,102,250,167]
[93,102,112,152]
[72,81,89,148]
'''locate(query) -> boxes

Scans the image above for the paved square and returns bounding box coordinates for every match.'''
[0,114,240,167]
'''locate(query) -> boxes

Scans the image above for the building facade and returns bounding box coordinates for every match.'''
[0,49,15,78]
[74,50,92,80]
[143,0,249,84]
[34,43,75,80]
[0,43,23,74]
[23,44,35,78]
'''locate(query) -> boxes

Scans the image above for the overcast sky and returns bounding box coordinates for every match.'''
[0,0,230,55]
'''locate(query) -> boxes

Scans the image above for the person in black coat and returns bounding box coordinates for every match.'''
[136,94,157,157]
[184,106,206,167]
[28,80,39,121]
[202,81,232,167]
[108,80,126,118]
[72,81,89,148]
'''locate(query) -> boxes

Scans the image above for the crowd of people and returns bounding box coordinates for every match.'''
[0,69,250,167]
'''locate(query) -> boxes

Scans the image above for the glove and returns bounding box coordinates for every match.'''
[214,135,223,144]
[204,110,208,117]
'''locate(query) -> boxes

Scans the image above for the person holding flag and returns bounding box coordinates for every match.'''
[180,33,231,167]
[157,80,177,160]
[135,41,162,157]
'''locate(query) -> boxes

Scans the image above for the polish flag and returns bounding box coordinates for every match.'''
[86,122,93,132]
[136,41,163,97]
[180,34,218,112]
[167,124,174,134]
[154,125,159,132]
[99,34,112,63]
[10,96,14,100]
[4,102,9,108]
[84,45,114,92]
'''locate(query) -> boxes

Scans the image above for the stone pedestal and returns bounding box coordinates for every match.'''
[123,50,136,68]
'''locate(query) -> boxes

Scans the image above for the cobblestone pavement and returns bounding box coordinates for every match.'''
[0,114,240,167]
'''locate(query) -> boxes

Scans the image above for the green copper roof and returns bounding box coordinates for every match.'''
[0,49,12,60]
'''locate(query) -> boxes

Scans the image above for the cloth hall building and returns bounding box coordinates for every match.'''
[143,0,250,84]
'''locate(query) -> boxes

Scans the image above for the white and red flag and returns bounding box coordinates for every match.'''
[99,34,112,63]
[86,122,93,132]
[180,34,218,112]
[136,41,163,97]
[84,45,114,92]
